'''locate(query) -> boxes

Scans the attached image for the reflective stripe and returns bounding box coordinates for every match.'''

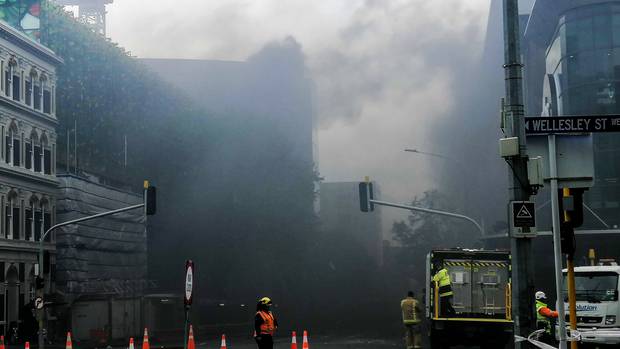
[257,311,275,335]
[401,297,420,323]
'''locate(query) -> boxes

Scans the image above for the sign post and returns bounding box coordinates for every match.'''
[184,260,194,349]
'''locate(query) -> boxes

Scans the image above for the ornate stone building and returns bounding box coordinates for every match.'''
[0,21,62,338]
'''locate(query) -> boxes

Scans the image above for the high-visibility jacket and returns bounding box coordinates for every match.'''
[433,268,453,297]
[401,297,421,325]
[257,311,276,335]
[535,300,558,334]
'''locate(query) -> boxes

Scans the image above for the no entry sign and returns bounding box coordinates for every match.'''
[185,260,194,306]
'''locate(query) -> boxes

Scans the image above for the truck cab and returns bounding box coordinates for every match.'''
[562,265,620,345]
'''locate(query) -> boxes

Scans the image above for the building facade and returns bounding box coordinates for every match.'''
[524,0,620,228]
[0,21,62,339]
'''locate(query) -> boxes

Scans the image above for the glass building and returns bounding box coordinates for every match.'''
[525,0,620,228]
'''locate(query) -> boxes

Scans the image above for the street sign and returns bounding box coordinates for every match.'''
[525,115,620,134]
[512,201,536,228]
[34,297,44,309]
[184,260,194,306]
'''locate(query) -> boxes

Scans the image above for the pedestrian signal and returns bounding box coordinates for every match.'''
[359,181,374,212]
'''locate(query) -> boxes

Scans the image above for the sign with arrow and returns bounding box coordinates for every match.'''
[512,201,536,228]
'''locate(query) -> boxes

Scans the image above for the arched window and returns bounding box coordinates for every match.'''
[26,68,37,107]
[4,122,19,166]
[25,196,38,241]
[33,73,43,111]
[5,190,19,240]
[41,133,51,175]
[25,130,37,170]
[4,56,16,98]
[42,74,51,114]
[40,198,51,242]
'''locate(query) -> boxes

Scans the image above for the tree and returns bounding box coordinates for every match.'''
[392,189,481,284]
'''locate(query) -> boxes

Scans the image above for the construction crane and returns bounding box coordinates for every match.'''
[55,0,113,36]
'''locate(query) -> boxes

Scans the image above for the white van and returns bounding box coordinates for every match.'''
[561,266,620,345]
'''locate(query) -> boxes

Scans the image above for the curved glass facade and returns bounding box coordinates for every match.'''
[545,3,620,227]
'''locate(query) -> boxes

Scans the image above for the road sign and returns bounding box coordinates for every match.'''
[184,260,194,306]
[512,201,536,228]
[35,297,44,309]
[527,134,594,188]
[525,115,620,134]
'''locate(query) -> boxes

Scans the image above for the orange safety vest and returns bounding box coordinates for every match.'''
[257,311,275,335]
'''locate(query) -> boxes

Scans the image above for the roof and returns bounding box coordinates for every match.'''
[0,20,62,65]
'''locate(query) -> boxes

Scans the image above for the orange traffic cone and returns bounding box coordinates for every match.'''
[0,335,5,349]
[291,331,298,349]
[187,325,196,349]
[302,330,309,349]
[129,337,135,349]
[66,332,73,349]
[219,334,227,349]
[142,328,150,349]
[25,342,30,349]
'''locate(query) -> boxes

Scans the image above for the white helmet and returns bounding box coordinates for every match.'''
[535,291,546,300]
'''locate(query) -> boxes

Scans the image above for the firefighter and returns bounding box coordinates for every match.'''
[535,291,558,344]
[432,261,455,316]
[401,290,422,349]
[254,297,277,349]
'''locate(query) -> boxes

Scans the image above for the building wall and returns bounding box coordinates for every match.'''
[0,21,61,339]
[540,1,620,227]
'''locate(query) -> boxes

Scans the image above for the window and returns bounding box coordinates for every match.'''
[5,127,19,166]
[25,140,32,169]
[43,204,51,242]
[33,82,41,110]
[43,89,51,114]
[12,73,19,102]
[43,147,51,174]
[5,196,18,239]
[4,66,11,98]
[34,143,41,172]
[34,206,41,241]
[25,78,32,106]
[25,203,32,241]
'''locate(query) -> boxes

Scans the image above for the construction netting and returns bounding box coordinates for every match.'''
[56,174,147,298]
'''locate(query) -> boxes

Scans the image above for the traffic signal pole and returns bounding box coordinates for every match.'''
[502,0,535,346]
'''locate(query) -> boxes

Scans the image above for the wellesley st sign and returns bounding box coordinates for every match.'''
[525,115,620,134]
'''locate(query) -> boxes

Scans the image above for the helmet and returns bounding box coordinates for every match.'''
[259,297,272,305]
[535,291,546,300]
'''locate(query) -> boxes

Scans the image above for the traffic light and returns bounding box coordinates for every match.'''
[145,184,156,215]
[359,180,374,212]
[35,276,44,289]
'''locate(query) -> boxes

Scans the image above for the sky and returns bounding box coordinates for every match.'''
[104,0,522,232]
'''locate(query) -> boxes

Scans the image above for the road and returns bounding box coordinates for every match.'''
[197,336,401,348]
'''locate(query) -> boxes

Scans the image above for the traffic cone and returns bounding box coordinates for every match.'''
[0,335,5,349]
[291,331,298,349]
[25,342,30,349]
[66,332,73,349]
[302,330,309,349]
[219,334,227,349]
[129,337,135,349]
[187,325,195,349]
[142,328,150,349]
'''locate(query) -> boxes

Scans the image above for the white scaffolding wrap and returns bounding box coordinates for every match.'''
[56,174,146,298]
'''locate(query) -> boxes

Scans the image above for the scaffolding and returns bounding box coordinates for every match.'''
[55,0,114,35]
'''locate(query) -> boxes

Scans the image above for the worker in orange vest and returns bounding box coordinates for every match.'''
[254,297,278,349]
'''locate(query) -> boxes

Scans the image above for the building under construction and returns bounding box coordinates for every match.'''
[55,0,113,36]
